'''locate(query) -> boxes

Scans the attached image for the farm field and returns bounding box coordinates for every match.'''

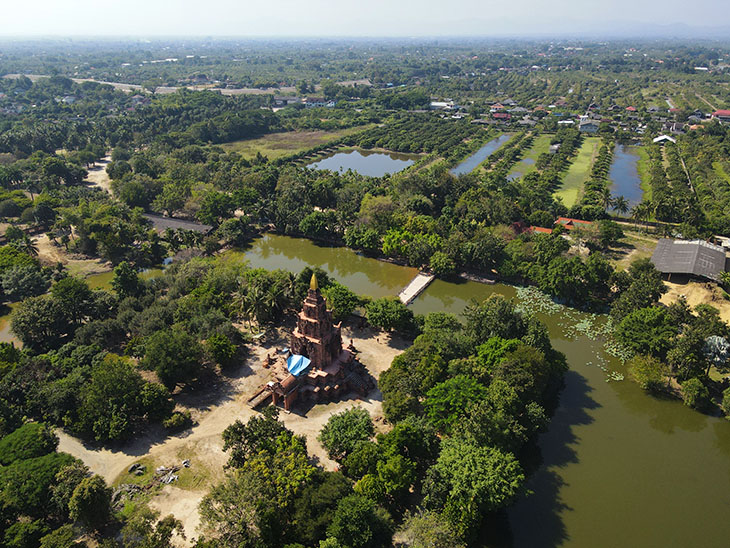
[555,136,601,207]
[505,133,552,178]
[219,126,372,159]
[636,145,652,202]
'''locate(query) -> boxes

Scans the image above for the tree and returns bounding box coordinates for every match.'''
[50,462,90,520]
[318,407,375,461]
[206,332,237,367]
[4,520,50,548]
[326,494,393,548]
[612,195,630,216]
[111,261,142,300]
[141,329,204,389]
[323,281,363,321]
[121,509,185,548]
[396,511,466,548]
[423,438,524,540]
[424,375,487,432]
[703,335,730,375]
[290,471,353,547]
[222,406,293,468]
[429,251,456,278]
[197,191,234,227]
[463,295,526,345]
[75,355,145,443]
[681,378,711,412]
[366,297,414,332]
[68,475,111,531]
[1,264,50,300]
[721,388,730,419]
[628,354,670,392]
[615,306,677,359]
[51,276,95,327]
[0,422,58,465]
[10,295,66,351]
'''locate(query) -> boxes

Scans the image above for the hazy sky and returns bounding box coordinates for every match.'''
[2,0,730,37]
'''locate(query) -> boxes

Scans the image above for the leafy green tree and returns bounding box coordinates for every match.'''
[0,422,58,465]
[424,375,487,432]
[121,509,185,548]
[0,452,77,518]
[366,297,414,332]
[51,276,95,327]
[423,438,524,540]
[326,494,393,548]
[1,264,50,300]
[323,281,363,321]
[4,520,50,548]
[721,388,730,419]
[75,355,145,443]
[290,471,353,547]
[141,329,204,389]
[68,475,111,531]
[138,382,175,422]
[628,355,670,392]
[111,261,142,299]
[39,525,82,548]
[206,332,237,367]
[681,378,711,412]
[463,295,526,345]
[429,251,456,278]
[615,307,677,359]
[197,191,235,227]
[50,462,90,520]
[222,406,295,468]
[10,295,66,351]
[396,511,466,548]
[318,407,375,461]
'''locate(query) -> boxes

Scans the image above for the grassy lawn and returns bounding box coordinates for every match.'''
[506,134,552,178]
[220,126,372,160]
[636,146,652,202]
[555,137,600,208]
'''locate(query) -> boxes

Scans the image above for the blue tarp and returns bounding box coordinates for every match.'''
[287,354,311,377]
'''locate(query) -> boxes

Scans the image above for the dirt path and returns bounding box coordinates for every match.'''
[57,326,406,544]
[85,156,112,194]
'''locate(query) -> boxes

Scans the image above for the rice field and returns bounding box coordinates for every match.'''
[506,134,552,178]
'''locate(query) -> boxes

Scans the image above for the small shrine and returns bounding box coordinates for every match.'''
[248,273,373,411]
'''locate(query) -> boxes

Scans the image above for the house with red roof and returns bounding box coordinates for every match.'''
[626,106,637,112]
[492,112,511,122]
[555,217,592,230]
[712,110,730,123]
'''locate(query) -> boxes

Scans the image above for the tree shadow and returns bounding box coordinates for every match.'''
[484,369,599,548]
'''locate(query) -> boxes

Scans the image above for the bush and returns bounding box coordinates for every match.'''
[717,387,730,419]
[365,297,414,333]
[681,378,711,411]
[163,410,193,432]
[429,252,456,278]
[0,422,58,465]
[628,355,669,392]
[318,407,375,461]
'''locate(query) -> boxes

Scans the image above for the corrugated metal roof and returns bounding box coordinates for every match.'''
[651,239,727,280]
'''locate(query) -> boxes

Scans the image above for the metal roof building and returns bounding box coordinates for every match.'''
[651,239,727,281]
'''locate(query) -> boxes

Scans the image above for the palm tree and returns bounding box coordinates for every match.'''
[17,234,39,257]
[600,188,614,211]
[612,195,630,217]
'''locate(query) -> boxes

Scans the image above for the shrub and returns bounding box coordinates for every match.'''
[163,410,193,432]
[628,355,669,392]
[681,378,711,411]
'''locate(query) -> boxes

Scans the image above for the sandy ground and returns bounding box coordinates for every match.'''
[85,156,112,194]
[33,233,112,277]
[661,279,730,323]
[57,324,407,544]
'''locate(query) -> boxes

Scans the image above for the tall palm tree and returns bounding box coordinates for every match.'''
[612,195,630,217]
[17,234,39,257]
[600,188,614,211]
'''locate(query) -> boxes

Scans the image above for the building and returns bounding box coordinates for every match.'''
[652,135,677,145]
[492,112,511,122]
[250,274,373,411]
[712,110,730,123]
[555,217,592,230]
[430,100,454,110]
[651,239,727,281]
[579,119,599,133]
[304,97,336,108]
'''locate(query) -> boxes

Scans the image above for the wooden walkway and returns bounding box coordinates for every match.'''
[398,272,435,305]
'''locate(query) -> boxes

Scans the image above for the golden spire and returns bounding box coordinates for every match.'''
[310,272,319,291]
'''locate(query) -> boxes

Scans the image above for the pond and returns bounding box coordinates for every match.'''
[240,234,730,548]
[307,148,418,177]
[609,144,643,209]
[450,133,513,175]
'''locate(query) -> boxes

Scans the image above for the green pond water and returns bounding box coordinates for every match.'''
[242,234,730,548]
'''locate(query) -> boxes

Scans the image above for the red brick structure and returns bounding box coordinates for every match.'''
[250,273,374,412]
[290,273,343,368]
